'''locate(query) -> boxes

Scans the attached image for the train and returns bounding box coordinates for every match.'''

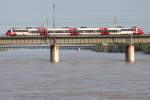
[5,27,144,36]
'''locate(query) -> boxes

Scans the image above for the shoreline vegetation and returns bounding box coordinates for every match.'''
[95,43,150,54]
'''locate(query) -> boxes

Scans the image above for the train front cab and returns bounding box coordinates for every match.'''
[132,28,144,35]
[5,29,16,36]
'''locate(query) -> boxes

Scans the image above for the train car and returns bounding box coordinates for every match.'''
[5,28,36,36]
[5,27,144,36]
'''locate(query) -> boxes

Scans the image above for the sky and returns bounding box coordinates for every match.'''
[0,0,150,34]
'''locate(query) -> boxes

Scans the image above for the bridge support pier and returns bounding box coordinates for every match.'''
[50,45,59,62]
[125,45,135,62]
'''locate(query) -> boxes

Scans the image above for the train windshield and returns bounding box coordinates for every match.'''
[7,29,12,32]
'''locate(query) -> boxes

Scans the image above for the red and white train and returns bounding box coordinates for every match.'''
[5,27,144,36]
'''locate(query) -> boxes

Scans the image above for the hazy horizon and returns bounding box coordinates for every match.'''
[0,0,150,34]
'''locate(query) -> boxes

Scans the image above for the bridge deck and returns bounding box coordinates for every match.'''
[0,35,150,45]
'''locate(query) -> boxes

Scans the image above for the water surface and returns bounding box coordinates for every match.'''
[0,48,150,100]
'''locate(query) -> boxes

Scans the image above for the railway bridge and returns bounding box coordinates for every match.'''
[0,34,150,62]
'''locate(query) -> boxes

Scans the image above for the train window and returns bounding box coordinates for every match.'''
[53,30,64,33]
[92,30,95,33]
[54,31,58,33]
[85,30,90,33]
[116,30,120,32]
[31,31,38,33]
[121,29,131,31]
[93,30,97,33]
[48,31,53,33]
[100,30,106,32]
[51,31,54,33]
[121,29,126,31]
[82,30,86,33]
[53,31,58,33]
[30,31,34,33]
[91,30,95,33]
[64,30,69,33]
[96,30,100,33]
[15,30,27,32]
[57,31,61,33]
[51,30,59,33]
[53,31,57,33]
[106,30,109,32]
[78,30,83,33]
[51,30,55,33]
[23,30,27,32]
[60,30,63,33]
[108,30,112,32]
[7,30,11,32]
[109,30,120,32]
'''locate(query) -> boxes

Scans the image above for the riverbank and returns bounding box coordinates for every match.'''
[95,43,150,54]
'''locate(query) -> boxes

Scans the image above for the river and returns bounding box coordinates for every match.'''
[0,48,150,100]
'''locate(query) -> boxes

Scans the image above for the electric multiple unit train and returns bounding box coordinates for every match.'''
[5,27,144,36]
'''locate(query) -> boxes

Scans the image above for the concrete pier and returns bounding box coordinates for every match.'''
[50,45,59,62]
[125,45,135,62]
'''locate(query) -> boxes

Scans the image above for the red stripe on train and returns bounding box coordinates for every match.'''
[37,27,48,36]
[99,27,110,35]
[68,28,79,36]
